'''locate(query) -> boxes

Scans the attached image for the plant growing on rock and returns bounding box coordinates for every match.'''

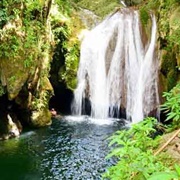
[103,117,174,180]
[0,0,55,128]
[52,1,82,90]
[161,83,180,129]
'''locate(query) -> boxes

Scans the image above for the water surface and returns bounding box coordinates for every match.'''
[0,116,126,180]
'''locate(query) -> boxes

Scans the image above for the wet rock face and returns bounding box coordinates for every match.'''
[0,0,54,130]
[72,9,159,122]
[7,114,21,138]
[31,109,52,127]
[124,0,143,6]
[0,111,22,140]
[158,5,180,96]
[78,9,100,29]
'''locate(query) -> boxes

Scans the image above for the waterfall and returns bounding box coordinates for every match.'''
[72,9,159,123]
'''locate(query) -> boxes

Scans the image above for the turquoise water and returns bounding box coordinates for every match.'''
[0,116,125,180]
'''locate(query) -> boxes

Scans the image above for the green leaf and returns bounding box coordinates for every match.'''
[105,148,122,159]
[147,172,178,180]
[166,112,176,121]
[174,164,180,176]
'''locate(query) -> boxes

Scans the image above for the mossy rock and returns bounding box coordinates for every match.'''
[126,0,143,6]
[31,108,52,127]
[167,69,178,91]
[160,50,178,91]
[169,7,180,32]
[158,73,167,103]
[160,51,173,76]
[73,0,120,18]
[0,57,32,100]
[176,53,180,67]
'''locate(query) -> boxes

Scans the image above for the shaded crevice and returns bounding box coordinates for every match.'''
[49,82,73,115]
[0,94,24,137]
[49,31,74,115]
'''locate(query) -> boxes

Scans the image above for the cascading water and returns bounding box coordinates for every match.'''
[72,9,159,123]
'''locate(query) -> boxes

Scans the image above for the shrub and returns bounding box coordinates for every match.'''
[103,117,176,179]
[161,83,180,129]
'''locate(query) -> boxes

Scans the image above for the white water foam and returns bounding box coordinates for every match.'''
[72,9,159,123]
[64,116,128,126]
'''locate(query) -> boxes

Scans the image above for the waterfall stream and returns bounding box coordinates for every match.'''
[72,9,159,123]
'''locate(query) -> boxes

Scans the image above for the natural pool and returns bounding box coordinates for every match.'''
[0,116,126,180]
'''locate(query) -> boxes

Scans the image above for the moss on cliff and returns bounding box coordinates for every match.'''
[159,1,180,92]
[0,0,179,133]
[138,0,180,95]
[0,0,54,128]
[72,0,120,18]
[160,51,178,91]
[51,2,84,91]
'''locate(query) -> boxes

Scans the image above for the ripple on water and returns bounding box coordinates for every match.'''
[0,116,127,180]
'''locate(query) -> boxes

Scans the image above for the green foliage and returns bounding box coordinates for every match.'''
[161,83,180,128]
[168,22,180,53]
[161,50,178,91]
[148,164,180,180]
[52,2,82,90]
[55,0,72,15]
[0,30,21,58]
[60,42,80,90]
[0,0,54,104]
[71,0,120,17]
[0,0,45,68]
[139,7,149,26]
[142,0,180,91]
[32,90,51,110]
[167,69,178,91]
[148,172,178,180]
[0,83,5,96]
[138,0,160,26]
[0,8,8,28]
[145,0,160,10]
[103,117,173,180]
[0,0,54,89]
[161,53,176,77]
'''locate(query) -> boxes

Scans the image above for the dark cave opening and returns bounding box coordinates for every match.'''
[49,82,74,115]
[49,30,74,115]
